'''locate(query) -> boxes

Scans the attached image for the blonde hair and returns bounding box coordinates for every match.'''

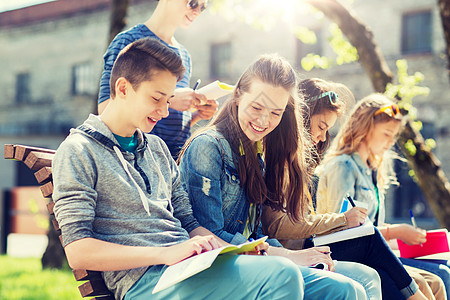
[325,93,403,193]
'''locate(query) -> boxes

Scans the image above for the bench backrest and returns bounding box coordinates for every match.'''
[4,144,114,300]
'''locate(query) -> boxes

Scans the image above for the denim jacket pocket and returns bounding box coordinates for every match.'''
[223,166,241,198]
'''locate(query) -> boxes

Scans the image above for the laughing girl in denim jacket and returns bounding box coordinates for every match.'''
[177,54,386,299]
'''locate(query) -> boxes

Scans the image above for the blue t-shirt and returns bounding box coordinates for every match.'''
[98,24,193,159]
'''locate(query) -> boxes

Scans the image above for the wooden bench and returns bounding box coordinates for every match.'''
[4,144,114,300]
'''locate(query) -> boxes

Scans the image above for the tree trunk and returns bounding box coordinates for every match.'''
[92,0,130,114]
[108,0,130,45]
[41,218,65,269]
[308,0,450,229]
[438,0,450,81]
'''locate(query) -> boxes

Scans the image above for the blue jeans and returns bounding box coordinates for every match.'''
[335,261,382,299]
[400,257,450,297]
[124,254,363,299]
[305,228,418,299]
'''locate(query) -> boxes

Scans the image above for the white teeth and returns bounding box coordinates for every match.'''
[250,123,265,132]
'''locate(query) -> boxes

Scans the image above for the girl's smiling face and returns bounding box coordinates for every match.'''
[237,80,289,142]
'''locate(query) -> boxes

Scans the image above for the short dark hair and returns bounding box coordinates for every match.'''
[110,38,185,98]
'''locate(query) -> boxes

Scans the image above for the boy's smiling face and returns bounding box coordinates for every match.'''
[124,70,177,135]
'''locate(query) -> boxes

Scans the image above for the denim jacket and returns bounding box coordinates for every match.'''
[316,152,385,226]
[179,129,282,247]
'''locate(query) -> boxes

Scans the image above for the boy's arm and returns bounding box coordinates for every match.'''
[65,234,221,271]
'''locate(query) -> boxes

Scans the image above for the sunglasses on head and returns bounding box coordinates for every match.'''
[374,104,401,118]
[188,0,208,12]
[308,91,339,105]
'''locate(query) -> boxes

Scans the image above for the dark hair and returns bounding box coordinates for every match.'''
[110,38,185,98]
[180,54,311,222]
[299,78,346,167]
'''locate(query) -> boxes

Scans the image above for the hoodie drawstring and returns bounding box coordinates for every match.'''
[113,146,151,216]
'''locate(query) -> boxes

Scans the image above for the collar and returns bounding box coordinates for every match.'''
[350,152,372,177]
[239,140,263,156]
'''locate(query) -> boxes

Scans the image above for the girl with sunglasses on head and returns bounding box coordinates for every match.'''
[314,93,447,299]
[178,55,387,299]
[98,0,218,160]
[262,78,439,300]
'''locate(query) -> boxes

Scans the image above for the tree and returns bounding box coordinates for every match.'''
[305,0,450,229]
[41,0,132,269]
[438,0,450,81]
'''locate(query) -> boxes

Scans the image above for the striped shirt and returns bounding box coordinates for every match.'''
[98,24,193,159]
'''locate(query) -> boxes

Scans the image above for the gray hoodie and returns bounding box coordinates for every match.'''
[53,114,199,299]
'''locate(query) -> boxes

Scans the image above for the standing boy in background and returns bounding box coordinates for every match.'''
[98,0,218,159]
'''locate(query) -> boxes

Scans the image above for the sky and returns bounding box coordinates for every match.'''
[0,0,56,13]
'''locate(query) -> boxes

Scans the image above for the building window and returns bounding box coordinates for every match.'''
[210,42,231,79]
[401,11,432,55]
[72,62,95,95]
[15,72,31,104]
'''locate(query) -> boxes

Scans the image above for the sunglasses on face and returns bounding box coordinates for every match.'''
[374,104,401,117]
[308,91,338,105]
[188,0,208,12]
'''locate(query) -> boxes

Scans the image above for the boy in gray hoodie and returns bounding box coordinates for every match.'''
[52,38,307,300]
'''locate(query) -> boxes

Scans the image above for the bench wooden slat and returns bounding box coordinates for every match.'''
[5,144,114,299]
[79,280,111,297]
[35,167,52,184]
[4,144,15,159]
[90,295,115,300]
[47,201,55,215]
[73,269,104,281]
[24,151,54,170]
[51,218,60,231]
[40,181,53,198]
[14,144,56,161]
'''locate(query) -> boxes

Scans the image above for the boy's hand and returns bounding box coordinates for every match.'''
[164,235,220,266]
[169,88,203,111]
[344,207,368,228]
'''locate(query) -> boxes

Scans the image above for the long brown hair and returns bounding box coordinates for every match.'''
[324,93,403,193]
[180,54,311,222]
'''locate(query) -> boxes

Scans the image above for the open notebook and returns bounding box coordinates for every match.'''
[313,218,375,246]
[153,236,267,294]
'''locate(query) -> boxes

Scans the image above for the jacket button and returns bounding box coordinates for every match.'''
[231,175,236,181]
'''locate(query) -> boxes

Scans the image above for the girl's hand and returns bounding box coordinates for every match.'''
[241,241,270,255]
[395,224,427,245]
[286,246,335,271]
[343,207,368,228]
[163,235,220,265]
[194,99,219,120]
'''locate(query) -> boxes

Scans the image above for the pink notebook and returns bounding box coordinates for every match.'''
[397,229,449,259]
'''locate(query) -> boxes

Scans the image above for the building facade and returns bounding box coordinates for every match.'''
[1,0,448,229]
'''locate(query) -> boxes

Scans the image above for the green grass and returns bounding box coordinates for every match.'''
[0,255,80,300]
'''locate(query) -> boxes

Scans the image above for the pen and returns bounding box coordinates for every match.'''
[409,209,423,247]
[409,209,417,228]
[192,79,201,91]
[346,194,356,208]
[249,238,268,256]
